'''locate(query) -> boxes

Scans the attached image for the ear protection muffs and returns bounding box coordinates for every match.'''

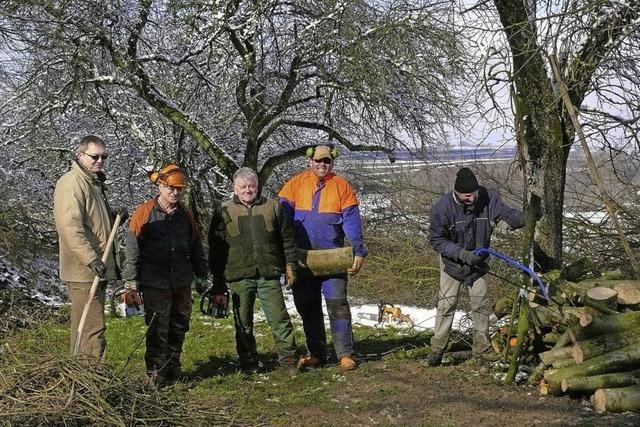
[148,163,186,186]
[305,146,339,159]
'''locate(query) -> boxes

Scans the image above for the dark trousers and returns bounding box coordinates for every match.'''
[292,275,353,361]
[142,285,192,375]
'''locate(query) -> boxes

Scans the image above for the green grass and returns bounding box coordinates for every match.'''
[1,293,432,425]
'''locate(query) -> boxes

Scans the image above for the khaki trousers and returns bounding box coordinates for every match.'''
[68,281,107,359]
[430,265,491,355]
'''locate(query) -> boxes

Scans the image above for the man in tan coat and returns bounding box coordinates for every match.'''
[53,135,126,359]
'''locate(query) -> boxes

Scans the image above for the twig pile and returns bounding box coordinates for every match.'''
[0,357,192,426]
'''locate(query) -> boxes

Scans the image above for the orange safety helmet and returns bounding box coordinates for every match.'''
[148,163,188,188]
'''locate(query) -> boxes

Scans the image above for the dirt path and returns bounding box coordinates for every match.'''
[294,359,640,426]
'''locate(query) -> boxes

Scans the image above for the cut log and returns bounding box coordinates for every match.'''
[297,247,353,277]
[540,378,563,395]
[530,304,565,326]
[613,283,640,306]
[543,332,560,345]
[583,279,640,305]
[552,357,576,369]
[539,346,573,365]
[585,286,618,311]
[544,343,640,395]
[592,384,640,413]
[560,281,596,300]
[529,329,571,386]
[572,329,640,363]
[562,306,589,323]
[561,369,640,394]
[578,310,595,328]
[572,311,640,341]
[494,289,517,319]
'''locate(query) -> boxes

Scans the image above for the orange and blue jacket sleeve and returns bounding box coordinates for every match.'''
[340,184,367,257]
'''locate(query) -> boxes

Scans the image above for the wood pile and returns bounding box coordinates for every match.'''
[527,277,640,413]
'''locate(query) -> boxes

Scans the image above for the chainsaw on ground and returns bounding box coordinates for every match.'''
[111,285,144,318]
[377,302,414,328]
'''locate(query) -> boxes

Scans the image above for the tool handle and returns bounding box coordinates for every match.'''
[474,247,548,299]
[74,214,122,356]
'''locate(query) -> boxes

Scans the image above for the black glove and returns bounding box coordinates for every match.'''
[114,206,129,222]
[459,249,484,267]
[88,259,107,278]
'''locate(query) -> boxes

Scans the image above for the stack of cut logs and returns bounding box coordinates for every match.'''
[526,278,640,413]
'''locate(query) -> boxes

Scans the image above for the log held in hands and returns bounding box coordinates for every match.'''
[73,214,122,356]
[297,246,353,277]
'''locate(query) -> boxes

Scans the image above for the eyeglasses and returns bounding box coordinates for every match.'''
[312,158,332,165]
[161,184,184,193]
[83,152,108,162]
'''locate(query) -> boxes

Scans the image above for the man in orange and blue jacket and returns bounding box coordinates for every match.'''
[279,145,367,371]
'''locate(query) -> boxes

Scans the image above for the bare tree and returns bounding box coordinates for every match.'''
[0,0,463,186]
[457,0,640,269]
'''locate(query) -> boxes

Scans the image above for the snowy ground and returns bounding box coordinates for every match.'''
[252,284,475,335]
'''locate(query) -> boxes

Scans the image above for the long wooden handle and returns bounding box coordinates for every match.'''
[73,214,122,356]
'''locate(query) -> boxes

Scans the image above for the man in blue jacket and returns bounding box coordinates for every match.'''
[426,167,523,366]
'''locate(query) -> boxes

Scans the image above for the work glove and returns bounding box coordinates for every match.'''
[347,255,365,276]
[88,259,107,278]
[285,263,297,287]
[124,280,139,290]
[114,206,129,222]
[458,249,485,267]
[193,276,209,295]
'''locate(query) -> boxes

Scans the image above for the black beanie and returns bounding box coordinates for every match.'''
[454,167,479,193]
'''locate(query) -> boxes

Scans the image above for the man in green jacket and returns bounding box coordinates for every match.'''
[208,167,298,373]
[53,135,127,359]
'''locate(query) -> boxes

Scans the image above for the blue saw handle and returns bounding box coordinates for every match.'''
[474,247,548,299]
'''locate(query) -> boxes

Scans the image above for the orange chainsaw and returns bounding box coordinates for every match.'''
[377,302,414,328]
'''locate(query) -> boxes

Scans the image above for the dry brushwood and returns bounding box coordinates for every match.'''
[0,355,247,426]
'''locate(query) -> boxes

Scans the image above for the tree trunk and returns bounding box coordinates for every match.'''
[561,369,640,394]
[572,329,640,363]
[493,0,568,270]
[592,385,640,413]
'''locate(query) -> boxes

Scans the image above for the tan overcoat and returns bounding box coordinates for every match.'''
[53,161,117,282]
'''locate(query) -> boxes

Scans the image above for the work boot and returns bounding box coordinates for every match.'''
[239,359,261,375]
[297,355,323,370]
[165,365,182,383]
[145,370,167,388]
[278,356,299,376]
[338,356,357,372]
[424,351,443,367]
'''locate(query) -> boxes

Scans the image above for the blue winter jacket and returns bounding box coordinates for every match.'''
[428,186,523,284]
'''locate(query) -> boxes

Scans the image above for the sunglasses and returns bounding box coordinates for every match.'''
[83,152,108,161]
[312,158,332,165]
[161,183,184,193]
